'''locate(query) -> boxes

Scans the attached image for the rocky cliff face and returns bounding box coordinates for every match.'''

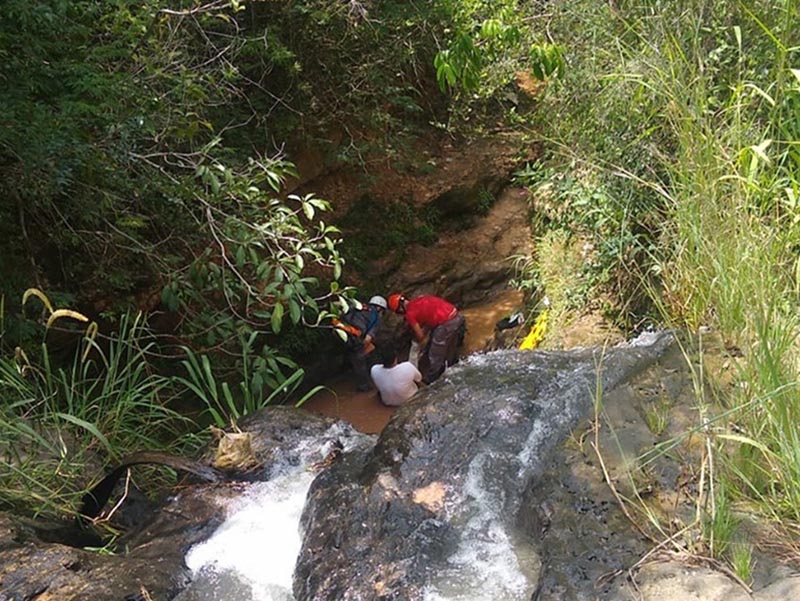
[296,133,535,304]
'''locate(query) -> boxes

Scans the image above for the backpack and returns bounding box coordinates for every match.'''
[333,306,380,350]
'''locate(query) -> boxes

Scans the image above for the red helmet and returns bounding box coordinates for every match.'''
[387,293,404,312]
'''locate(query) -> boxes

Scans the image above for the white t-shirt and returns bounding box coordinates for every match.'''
[370,361,422,406]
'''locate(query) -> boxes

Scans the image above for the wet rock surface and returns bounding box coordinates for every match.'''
[528,343,693,600]
[530,340,800,601]
[294,334,676,600]
[0,491,218,601]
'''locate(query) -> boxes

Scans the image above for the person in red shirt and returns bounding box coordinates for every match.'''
[387,293,466,383]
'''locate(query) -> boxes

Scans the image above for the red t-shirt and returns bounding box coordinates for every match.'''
[404,296,457,329]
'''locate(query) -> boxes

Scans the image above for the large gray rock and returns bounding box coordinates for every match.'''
[0,492,217,601]
[294,334,676,600]
[13,332,795,601]
[628,561,800,601]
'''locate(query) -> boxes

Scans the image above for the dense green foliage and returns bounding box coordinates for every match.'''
[1,0,352,357]
[0,0,545,347]
[0,0,541,520]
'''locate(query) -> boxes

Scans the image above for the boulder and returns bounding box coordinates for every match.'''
[294,333,676,599]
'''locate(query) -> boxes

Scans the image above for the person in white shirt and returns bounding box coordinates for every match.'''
[370,346,422,407]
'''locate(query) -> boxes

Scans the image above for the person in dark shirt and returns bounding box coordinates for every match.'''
[333,296,387,392]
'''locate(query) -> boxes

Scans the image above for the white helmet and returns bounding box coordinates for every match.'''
[368,295,388,310]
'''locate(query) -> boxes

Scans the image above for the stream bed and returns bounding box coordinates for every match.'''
[177,334,675,600]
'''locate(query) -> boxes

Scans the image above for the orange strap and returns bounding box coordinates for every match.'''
[332,318,362,339]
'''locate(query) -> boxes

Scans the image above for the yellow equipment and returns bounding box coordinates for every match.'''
[519,309,549,350]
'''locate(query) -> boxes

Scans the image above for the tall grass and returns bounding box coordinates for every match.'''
[0,313,191,519]
[0,300,327,521]
[176,331,326,429]
[638,2,800,529]
[531,0,800,553]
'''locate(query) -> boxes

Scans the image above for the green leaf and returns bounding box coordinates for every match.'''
[202,355,218,401]
[161,285,179,312]
[56,413,113,455]
[207,407,227,429]
[256,262,271,279]
[504,26,521,45]
[266,367,305,404]
[251,371,264,395]
[271,302,284,333]
[480,19,502,39]
[309,197,329,210]
[294,384,327,408]
[288,298,301,324]
[208,171,221,194]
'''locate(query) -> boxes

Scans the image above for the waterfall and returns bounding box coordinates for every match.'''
[422,452,541,600]
[175,424,371,601]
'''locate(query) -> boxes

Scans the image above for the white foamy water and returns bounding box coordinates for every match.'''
[183,472,315,600]
[178,425,363,601]
[423,452,539,601]
[623,328,665,347]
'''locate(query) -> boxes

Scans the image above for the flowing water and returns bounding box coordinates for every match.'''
[176,333,673,601]
[174,424,371,601]
[421,451,542,601]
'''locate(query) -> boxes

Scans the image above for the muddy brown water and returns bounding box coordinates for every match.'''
[299,377,396,434]
[301,289,525,433]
